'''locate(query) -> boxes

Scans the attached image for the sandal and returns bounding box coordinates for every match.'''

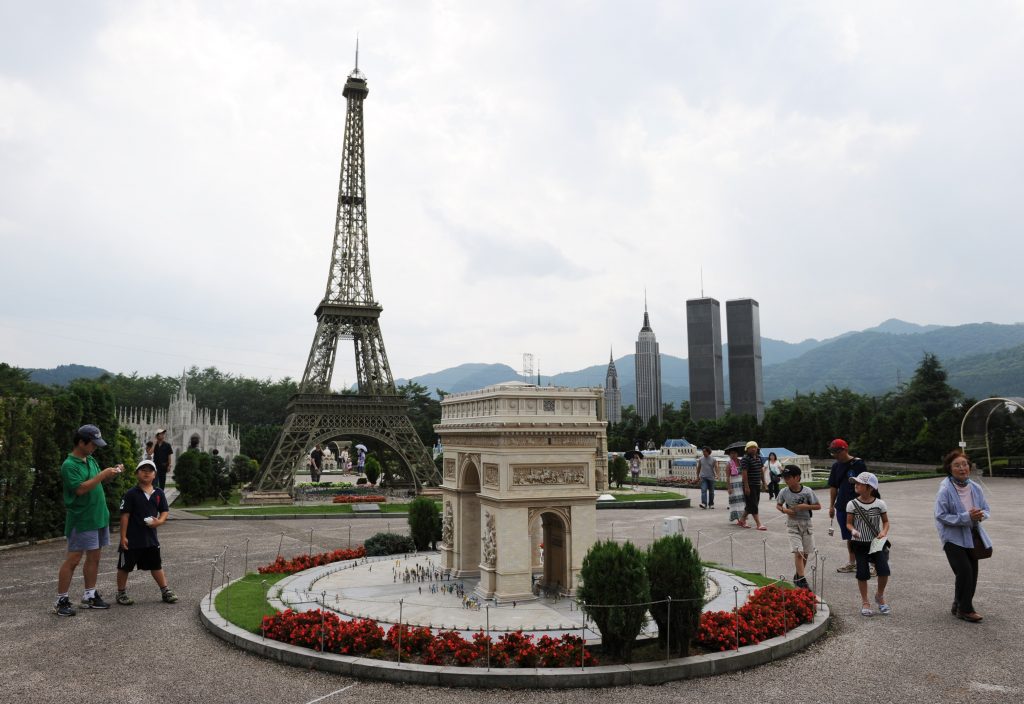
[861,607,874,617]
[736,520,749,528]
[875,596,891,615]
[836,563,857,573]
[116,592,134,606]
[756,525,767,531]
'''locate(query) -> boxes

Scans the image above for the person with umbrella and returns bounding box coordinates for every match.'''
[355,444,367,475]
[725,442,746,525]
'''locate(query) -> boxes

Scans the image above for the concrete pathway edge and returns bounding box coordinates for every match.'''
[199,582,831,688]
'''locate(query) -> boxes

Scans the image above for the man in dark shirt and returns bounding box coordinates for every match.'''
[740,440,767,530]
[310,444,324,483]
[827,438,867,573]
[152,429,173,490]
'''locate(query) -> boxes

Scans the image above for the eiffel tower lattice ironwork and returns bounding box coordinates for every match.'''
[250,58,439,497]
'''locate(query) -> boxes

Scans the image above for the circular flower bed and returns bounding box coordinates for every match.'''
[695,585,817,651]
[257,546,366,575]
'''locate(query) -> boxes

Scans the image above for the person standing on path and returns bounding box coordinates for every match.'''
[739,441,767,530]
[726,446,745,524]
[766,452,783,499]
[934,449,992,623]
[152,429,173,490]
[54,424,123,617]
[629,446,642,488]
[845,472,891,616]
[115,460,178,605]
[697,446,718,509]
[827,438,866,573]
[310,444,324,483]
[776,465,821,590]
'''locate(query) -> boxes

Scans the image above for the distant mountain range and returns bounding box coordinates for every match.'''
[22,319,1024,403]
[397,319,1024,403]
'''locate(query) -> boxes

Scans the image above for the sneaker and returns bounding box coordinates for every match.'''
[836,562,857,573]
[53,596,76,617]
[699,503,707,509]
[81,591,110,609]
[116,592,134,606]
[161,589,178,604]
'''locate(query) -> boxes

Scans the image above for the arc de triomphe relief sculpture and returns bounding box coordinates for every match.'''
[435,383,608,603]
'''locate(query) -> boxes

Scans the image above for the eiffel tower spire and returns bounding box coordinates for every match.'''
[247,53,439,499]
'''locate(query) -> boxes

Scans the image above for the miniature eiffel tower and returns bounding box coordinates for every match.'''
[246,54,439,501]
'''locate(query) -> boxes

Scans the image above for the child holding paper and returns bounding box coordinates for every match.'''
[845,472,891,616]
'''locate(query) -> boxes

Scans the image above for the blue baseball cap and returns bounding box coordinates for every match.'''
[77,424,107,447]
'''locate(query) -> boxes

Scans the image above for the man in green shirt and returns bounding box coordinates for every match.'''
[54,424,124,617]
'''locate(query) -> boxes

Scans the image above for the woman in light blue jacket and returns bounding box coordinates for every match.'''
[934,449,992,623]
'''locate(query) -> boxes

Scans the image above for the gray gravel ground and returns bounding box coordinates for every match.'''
[2,477,1021,704]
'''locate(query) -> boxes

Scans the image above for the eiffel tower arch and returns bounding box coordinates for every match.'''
[246,54,439,501]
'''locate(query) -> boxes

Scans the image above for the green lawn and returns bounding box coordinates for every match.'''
[610,491,685,502]
[703,562,794,589]
[182,502,412,516]
[178,490,242,508]
[215,572,288,632]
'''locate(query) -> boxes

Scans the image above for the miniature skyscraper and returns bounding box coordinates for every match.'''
[726,298,765,422]
[604,349,622,424]
[686,298,725,420]
[635,304,663,424]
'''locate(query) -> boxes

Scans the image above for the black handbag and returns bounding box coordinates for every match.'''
[968,527,992,560]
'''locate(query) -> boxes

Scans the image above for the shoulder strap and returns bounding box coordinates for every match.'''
[851,500,879,538]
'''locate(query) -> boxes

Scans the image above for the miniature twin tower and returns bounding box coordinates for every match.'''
[605,298,765,425]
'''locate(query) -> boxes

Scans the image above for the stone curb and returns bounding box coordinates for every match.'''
[0,535,67,552]
[200,580,830,688]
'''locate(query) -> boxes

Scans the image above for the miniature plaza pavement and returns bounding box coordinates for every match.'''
[271,552,744,638]
[2,478,1023,704]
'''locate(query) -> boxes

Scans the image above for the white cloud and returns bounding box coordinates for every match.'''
[2,1,1023,380]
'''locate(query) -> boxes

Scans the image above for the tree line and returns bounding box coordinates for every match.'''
[608,354,1024,465]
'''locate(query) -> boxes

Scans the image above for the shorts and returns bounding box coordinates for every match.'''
[834,508,853,541]
[744,485,762,514]
[850,540,890,581]
[67,526,110,553]
[117,546,162,572]
[787,522,815,554]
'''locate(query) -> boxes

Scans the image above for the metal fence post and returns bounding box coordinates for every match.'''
[276,531,284,560]
[666,596,672,660]
[580,601,586,671]
[260,579,268,640]
[397,599,403,666]
[729,534,734,567]
[762,538,768,576]
[244,538,250,576]
[486,605,491,671]
[309,528,314,557]
[224,572,231,626]
[208,559,216,608]
[733,586,740,650]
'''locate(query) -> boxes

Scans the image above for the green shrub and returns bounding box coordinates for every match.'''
[577,540,650,661]
[646,534,705,655]
[407,497,440,550]
[364,532,416,556]
[364,456,381,485]
[609,456,629,488]
[174,449,214,504]
[230,453,260,485]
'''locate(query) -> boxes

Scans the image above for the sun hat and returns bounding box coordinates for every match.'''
[850,471,879,490]
[744,441,759,450]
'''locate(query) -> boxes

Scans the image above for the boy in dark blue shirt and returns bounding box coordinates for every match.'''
[115,460,177,605]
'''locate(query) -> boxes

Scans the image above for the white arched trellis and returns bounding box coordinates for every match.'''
[959,397,1024,477]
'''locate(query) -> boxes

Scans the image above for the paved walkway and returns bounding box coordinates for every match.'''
[2,477,1022,703]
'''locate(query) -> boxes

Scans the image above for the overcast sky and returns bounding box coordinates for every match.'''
[2,1,1023,386]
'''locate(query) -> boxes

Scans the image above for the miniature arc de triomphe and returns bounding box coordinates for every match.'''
[436,383,609,604]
